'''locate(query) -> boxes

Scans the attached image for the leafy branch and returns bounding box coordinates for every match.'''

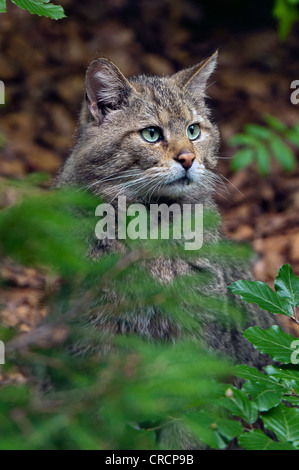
[224,264,299,450]
[228,263,299,324]
[1,178,299,450]
[229,115,298,175]
[0,0,66,20]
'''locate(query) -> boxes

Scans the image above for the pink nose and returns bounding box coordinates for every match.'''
[176,152,196,170]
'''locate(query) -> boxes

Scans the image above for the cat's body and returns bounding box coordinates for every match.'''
[57,53,274,361]
[57,54,275,447]
[57,54,273,449]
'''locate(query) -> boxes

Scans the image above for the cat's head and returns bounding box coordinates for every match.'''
[61,52,220,205]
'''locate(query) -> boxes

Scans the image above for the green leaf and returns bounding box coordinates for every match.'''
[0,0,6,13]
[269,136,296,172]
[184,411,243,449]
[234,365,287,410]
[239,429,296,450]
[285,129,299,146]
[264,114,288,132]
[233,364,283,385]
[219,387,258,424]
[242,381,283,412]
[273,0,299,39]
[229,133,258,147]
[215,418,243,441]
[283,395,299,406]
[228,280,293,316]
[255,141,271,175]
[244,124,273,140]
[11,0,66,19]
[274,264,299,307]
[230,148,254,172]
[244,325,298,363]
[262,404,299,447]
[264,364,299,394]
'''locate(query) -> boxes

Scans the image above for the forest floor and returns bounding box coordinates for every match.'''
[0,3,299,338]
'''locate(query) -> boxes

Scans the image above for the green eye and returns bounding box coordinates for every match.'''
[140,127,162,143]
[187,123,201,141]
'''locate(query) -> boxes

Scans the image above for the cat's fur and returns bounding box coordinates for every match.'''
[57,53,275,447]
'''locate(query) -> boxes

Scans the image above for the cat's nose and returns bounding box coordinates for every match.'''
[175,152,196,170]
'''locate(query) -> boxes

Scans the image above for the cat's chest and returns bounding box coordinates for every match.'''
[147,255,227,297]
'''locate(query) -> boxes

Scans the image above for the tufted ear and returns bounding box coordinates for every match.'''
[172,50,218,98]
[85,58,134,123]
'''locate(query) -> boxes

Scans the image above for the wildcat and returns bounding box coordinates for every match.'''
[57,52,275,448]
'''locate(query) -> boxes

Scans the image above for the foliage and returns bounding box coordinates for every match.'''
[228,263,299,321]
[0,0,298,34]
[0,177,298,450]
[0,0,66,19]
[0,175,245,450]
[227,265,299,450]
[273,0,299,39]
[229,115,298,175]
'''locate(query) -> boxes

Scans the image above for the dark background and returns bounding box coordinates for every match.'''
[0,0,298,333]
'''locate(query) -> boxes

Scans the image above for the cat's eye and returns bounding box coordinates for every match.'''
[140,127,163,143]
[187,123,201,141]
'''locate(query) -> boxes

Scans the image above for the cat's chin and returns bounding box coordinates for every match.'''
[156,178,196,198]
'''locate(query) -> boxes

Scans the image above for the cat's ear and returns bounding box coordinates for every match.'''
[85,58,134,123]
[172,50,218,97]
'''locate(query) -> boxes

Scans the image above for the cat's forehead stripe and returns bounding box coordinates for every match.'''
[130,80,200,131]
[131,77,206,129]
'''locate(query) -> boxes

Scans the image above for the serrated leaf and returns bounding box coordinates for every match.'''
[264,364,299,394]
[274,263,299,307]
[219,387,258,424]
[283,395,299,406]
[242,380,283,411]
[184,411,243,449]
[244,325,297,363]
[245,124,273,140]
[269,135,296,172]
[0,0,6,13]
[239,429,296,450]
[228,280,293,316]
[11,0,66,19]
[230,148,254,171]
[233,364,284,385]
[262,404,299,447]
